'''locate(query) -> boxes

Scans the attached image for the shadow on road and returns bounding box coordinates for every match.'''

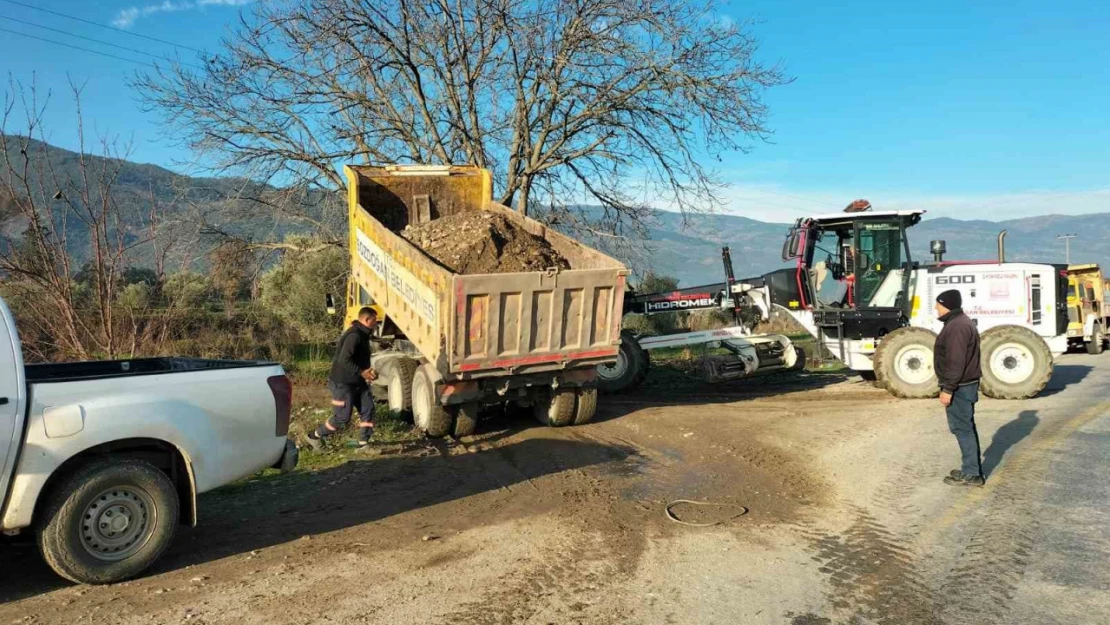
[983,410,1039,477]
[0,431,633,603]
[594,366,854,423]
[1037,364,1094,397]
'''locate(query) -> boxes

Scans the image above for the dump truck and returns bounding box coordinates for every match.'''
[338,165,628,437]
[1066,263,1109,354]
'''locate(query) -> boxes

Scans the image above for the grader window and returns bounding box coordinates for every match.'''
[855,222,904,308]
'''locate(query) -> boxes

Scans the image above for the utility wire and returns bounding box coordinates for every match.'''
[1,15,204,70]
[0,0,206,54]
[0,27,158,69]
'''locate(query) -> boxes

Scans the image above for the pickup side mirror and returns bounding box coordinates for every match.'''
[325,293,336,315]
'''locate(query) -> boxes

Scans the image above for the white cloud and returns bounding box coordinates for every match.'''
[112,7,140,28]
[717,184,1110,224]
[111,0,256,29]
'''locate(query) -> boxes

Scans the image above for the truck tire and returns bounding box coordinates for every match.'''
[451,402,479,438]
[980,325,1053,399]
[1088,325,1104,355]
[380,357,418,413]
[573,388,598,425]
[597,331,649,394]
[872,327,940,399]
[534,389,577,427]
[37,457,179,585]
[412,365,452,438]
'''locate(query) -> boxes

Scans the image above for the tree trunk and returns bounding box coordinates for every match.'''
[516,177,531,217]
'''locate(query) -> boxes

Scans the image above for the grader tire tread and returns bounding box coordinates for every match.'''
[597,331,650,394]
[873,326,940,399]
[980,325,1053,399]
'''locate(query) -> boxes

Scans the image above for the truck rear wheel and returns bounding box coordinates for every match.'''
[412,365,452,438]
[981,325,1053,399]
[1088,325,1104,355]
[452,402,479,438]
[534,389,577,427]
[597,331,649,394]
[873,327,940,399]
[380,356,419,413]
[37,458,179,585]
[573,389,598,425]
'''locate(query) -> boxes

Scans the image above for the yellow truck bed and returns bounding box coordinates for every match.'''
[345,165,629,381]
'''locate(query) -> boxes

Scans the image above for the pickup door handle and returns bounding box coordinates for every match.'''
[0,397,8,405]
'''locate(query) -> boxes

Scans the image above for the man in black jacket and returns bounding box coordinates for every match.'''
[306,307,379,450]
[933,289,984,486]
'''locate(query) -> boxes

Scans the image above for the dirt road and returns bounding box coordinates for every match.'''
[2,355,1108,624]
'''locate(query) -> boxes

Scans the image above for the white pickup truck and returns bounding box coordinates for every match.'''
[0,296,298,584]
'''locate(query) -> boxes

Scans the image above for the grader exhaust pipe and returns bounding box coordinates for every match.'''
[998,230,1008,262]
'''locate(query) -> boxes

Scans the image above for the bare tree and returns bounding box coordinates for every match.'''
[135,0,785,243]
[0,79,184,360]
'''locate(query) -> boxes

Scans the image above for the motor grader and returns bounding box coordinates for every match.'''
[600,206,1068,400]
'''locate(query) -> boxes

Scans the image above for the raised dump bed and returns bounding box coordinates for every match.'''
[343,164,628,437]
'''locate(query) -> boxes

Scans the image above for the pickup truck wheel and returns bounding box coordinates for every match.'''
[412,365,451,438]
[37,458,179,585]
[451,402,479,438]
[534,389,576,427]
[572,389,598,425]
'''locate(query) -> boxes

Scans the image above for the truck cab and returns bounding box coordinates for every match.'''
[1066,264,1108,354]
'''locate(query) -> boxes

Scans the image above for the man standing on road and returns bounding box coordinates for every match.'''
[306,307,379,451]
[934,289,984,487]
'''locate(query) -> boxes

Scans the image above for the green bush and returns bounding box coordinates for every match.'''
[259,237,348,342]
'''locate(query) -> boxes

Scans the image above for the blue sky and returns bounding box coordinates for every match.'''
[1,0,1107,221]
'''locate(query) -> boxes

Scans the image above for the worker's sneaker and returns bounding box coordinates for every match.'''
[944,472,984,487]
[949,469,963,478]
[304,432,325,452]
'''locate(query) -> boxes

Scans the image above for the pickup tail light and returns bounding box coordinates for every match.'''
[267,375,293,437]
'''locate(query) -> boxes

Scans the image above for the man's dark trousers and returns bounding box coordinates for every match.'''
[327,380,375,443]
[946,381,983,477]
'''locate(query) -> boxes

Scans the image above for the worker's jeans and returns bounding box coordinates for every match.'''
[946,381,982,477]
[325,381,375,443]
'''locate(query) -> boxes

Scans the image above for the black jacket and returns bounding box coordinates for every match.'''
[933,309,981,393]
[329,321,372,386]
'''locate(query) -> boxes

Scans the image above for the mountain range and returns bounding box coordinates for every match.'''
[629,209,1110,286]
[3,135,1107,287]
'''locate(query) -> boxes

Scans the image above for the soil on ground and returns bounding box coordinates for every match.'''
[401,211,570,275]
[3,356,1106,625]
